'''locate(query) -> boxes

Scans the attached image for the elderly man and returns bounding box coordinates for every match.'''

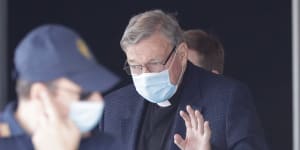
[103,9,268,150]
[0,25,119,150]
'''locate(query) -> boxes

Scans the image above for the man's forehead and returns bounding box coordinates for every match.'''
[126,47,168,64]
[126,44,171,63]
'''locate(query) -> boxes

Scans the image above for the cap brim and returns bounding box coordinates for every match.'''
[69,64,120,93]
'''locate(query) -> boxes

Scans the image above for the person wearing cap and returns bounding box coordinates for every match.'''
[102,9,268,150]
[0,24,119,150]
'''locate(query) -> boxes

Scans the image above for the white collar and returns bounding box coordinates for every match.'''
[156,100,171,107]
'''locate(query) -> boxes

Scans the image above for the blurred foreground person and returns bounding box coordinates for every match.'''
[0,24,119,150]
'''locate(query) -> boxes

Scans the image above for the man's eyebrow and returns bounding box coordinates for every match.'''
[127,58,162,64]
[127,59,135,63]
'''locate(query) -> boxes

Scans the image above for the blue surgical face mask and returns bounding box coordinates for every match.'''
[69,101,104,133]
[132,50,184,103]
[132,69,177,103]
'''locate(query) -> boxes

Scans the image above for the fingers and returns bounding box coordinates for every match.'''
[195,110,204,134]
[174,133,185,150]
[186,105,197,129]
[40,91,58,121]
[176,106,212,150]
[204,121,211,139]
[32,113,49,144]
[180,110,192,129]
[33,114,47,136]
[181,105,208,135]
[65,119,80,133]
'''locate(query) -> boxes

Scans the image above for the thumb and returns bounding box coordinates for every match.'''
[204,121,211,139]
[174,133,185,150]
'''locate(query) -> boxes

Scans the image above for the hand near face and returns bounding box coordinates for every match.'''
[32,92,80,150]
[174,105,211,150]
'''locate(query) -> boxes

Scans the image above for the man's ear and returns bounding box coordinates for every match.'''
[176,42,188,64]
[177,42,188,67]
[30,83,49,101]
[177,42,188,59]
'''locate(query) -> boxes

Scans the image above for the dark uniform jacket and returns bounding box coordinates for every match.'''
[0,102,114,150]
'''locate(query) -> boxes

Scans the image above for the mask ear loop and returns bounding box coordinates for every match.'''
[168,46,186,87]
[167,47,178,70]
[175,63,185,88]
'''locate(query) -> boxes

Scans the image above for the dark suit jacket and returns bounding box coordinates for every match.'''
[103,62,269,150]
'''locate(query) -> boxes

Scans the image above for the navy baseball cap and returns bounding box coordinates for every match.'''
[14,24,120,92]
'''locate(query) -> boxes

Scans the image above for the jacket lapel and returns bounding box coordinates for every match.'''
[169,63,203,150]
[122,96,146,150]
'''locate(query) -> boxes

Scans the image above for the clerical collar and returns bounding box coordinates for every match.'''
[157,100,172,107]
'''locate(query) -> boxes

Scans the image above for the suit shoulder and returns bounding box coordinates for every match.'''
[191,68,251,103]
[103,84,142,114]
[198,69,248,90]
[104,84,138,102]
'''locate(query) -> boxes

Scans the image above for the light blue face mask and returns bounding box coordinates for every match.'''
[69,101,104,133]
[132,69,177,103]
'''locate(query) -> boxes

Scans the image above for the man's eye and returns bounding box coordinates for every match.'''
[148,62,161,66]
[130,65,140,69]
